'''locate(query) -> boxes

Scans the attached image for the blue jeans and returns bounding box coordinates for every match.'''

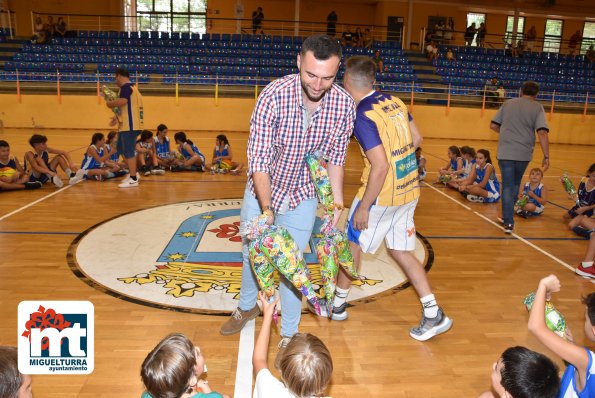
[238,187,317,337]
[498,159,530,225]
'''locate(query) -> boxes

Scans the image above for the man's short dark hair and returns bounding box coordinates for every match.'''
[521,81,540,96]
[500,346,560,398]
[29,134,47,147]
[345,56,376,86]
[0,140,8,148]
[116,67,130,78]
[301,34,342,60]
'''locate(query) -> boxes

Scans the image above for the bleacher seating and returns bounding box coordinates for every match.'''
[0,31,414,85]
[433,45,595,96]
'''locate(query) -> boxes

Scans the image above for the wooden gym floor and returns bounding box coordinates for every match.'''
[0,129,593,397]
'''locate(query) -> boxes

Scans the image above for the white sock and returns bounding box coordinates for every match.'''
[65,168,73,177]
[420,294,438,318]
[333,286,350,308]
[582,261,594,268]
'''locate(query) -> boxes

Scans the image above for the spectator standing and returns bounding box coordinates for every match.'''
[476,22,486,47]
[464,23,476,46]
[568,30,582,56]
[489,81,550,233]
[342,26,354,47]
[326,11,337,37]
[525,25,536,52]
[252,7,264,34]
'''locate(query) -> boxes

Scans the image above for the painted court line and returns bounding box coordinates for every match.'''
[0,185,72,222]
[234,318,255,398]
[422,182,594,284]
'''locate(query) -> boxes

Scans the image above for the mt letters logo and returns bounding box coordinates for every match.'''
[18,301,94,374]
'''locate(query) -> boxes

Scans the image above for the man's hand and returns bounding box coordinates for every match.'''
[352,206,370,231]
[542,157,550,172]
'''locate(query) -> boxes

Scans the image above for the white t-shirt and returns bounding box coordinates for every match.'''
[253,369,295,398]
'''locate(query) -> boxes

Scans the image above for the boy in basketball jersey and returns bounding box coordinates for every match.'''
[333,56,453,341]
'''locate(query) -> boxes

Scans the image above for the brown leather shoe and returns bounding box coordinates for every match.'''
[220,305,260,335]
[273,336,292,370]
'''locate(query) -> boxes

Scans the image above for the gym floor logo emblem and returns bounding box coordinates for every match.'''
[18,301,94,374]
[70,199,432,314]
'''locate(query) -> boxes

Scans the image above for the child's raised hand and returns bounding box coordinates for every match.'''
[538,274,561,296]
[196,379,212,393]
[258,291,279,317]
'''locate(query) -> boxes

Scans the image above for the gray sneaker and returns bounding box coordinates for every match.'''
[274,336,292,370]
[219,305,260,335]
[409,307,453,341]
[307,300,349,321]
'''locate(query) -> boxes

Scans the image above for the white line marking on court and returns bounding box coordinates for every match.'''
[0,185,72,222]
[422,182,594,284]
[234,318,255,398]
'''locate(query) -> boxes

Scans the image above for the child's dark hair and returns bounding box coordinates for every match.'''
[415,147,422,153]
[0,346,22,398]
[278,333,333,398]
[141,333,197,398]
[530,167,543,177]
[0,140,8,148]
[91,132,105,145]
[477,149,493,164]
[582,292,595,326]
[29,134,48,147]
[107,131,117,141]
[448,145,461,157]
[174,132,193,146]
[216,134,229,146]
[460,146,476,158]
[587,163,595,175]
[500,346,559,398]
[138,130,153,142]
[157,124,168,134]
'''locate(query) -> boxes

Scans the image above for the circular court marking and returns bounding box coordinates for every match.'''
[68,199,433,314]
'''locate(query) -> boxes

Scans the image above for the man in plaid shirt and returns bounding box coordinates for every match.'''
[220,35,355,366]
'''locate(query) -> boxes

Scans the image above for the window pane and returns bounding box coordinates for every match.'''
[190,0,206,12]
[543,37,561,53]
[137,0,152,12]
[545,19,563,36]
[154,0,169,12]
[505,16,525,42]
[173,16,189,31]
[581,22,595,54]
[173,0,188,13]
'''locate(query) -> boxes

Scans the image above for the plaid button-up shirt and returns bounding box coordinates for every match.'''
[247,73,356,212]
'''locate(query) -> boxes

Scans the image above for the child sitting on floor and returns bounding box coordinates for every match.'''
[458,149,500,203]
[516,168,547,218]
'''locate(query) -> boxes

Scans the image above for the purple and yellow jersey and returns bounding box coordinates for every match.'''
[353,92,420,206]
[119,83,144,132]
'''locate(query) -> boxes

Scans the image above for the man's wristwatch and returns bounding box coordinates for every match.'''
[262,205,274,217]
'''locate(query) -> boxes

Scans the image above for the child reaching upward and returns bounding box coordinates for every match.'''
[516,168,547,218]
[458,149,500,203]
[210,134,243,175]
[172,132,206,172]
[528,275,595,397]
[253,291,333,398]
[141,333,230,398]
